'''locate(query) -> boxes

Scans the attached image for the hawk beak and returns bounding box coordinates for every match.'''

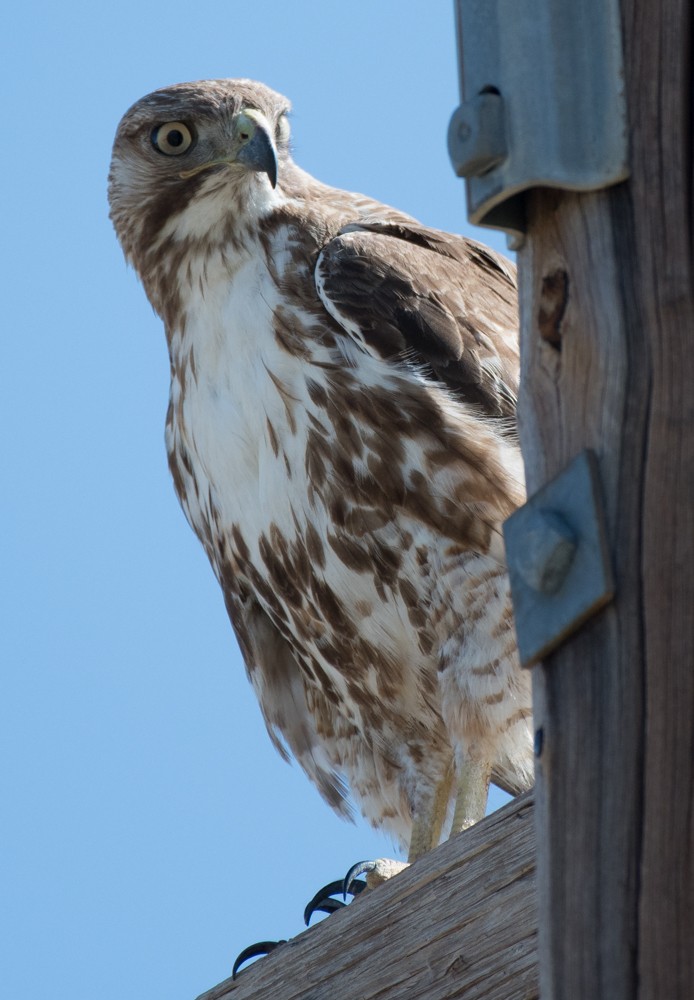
[234,110,278,188]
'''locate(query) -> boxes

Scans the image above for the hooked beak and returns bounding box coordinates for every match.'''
[234,110,278,188]
[179,109,278,187]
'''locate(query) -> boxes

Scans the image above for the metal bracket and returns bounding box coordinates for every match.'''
[448,0,629,247]
[503,450,615,668]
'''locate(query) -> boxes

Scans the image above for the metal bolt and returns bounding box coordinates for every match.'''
[456,120,472,142]
[447,91,507,178]
[515,508,577,595]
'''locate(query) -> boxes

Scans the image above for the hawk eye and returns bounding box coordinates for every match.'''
[276,114,290,144]
[152,121,194,156]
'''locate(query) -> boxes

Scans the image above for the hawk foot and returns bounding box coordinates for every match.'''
[344,857,409,895]
[303,857,408,926]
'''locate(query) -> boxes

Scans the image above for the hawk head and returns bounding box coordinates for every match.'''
[108,79,292,269]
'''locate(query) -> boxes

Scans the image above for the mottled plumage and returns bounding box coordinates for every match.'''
[108,79,532,860]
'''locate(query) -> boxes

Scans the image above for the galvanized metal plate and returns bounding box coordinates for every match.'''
[504,450,615,668]
[449,0,629,245]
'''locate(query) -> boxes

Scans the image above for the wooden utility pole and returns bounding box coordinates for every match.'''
[516,3,694,998]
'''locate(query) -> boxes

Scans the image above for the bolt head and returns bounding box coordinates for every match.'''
[516,509,577,594]
[447,92,507,178]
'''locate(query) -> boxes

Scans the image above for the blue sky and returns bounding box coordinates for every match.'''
[2,3,511,998]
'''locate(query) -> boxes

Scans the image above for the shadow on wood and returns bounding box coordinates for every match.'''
[196,791,537,1000]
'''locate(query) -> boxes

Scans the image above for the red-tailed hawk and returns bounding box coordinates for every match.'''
[108,79,533,871]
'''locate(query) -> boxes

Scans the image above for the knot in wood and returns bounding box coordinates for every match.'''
[537,268,569,349]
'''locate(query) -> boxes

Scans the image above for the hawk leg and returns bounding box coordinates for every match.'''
[340,758,491,902]
[451,755,492,833]
[305,766,454,920]
[408,763,454,860]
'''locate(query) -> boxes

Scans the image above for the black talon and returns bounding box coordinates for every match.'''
[317,897,347,915]
[343,860,378,899]
[304,894,347,926]
[304,880,346,926]
[304,876,367,926]
[232,939,286,979]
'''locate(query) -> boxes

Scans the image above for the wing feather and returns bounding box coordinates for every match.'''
[315,218,519,421]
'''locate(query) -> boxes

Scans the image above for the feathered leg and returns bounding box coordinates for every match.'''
[436,557,533,831]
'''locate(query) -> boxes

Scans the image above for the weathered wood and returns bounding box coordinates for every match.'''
[517,1,694,997]
[197,792,537,1000]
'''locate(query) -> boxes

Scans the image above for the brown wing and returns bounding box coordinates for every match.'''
[315,219,519,420]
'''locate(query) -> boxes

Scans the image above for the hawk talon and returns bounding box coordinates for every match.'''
[232,939,287,980]
[304,877,366,926]
[303,894,346,927]
[343,860,378,899]
[344,857,411,894]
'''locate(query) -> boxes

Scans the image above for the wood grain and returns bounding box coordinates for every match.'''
[517,2,694,997]
[196,792,537,1000]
